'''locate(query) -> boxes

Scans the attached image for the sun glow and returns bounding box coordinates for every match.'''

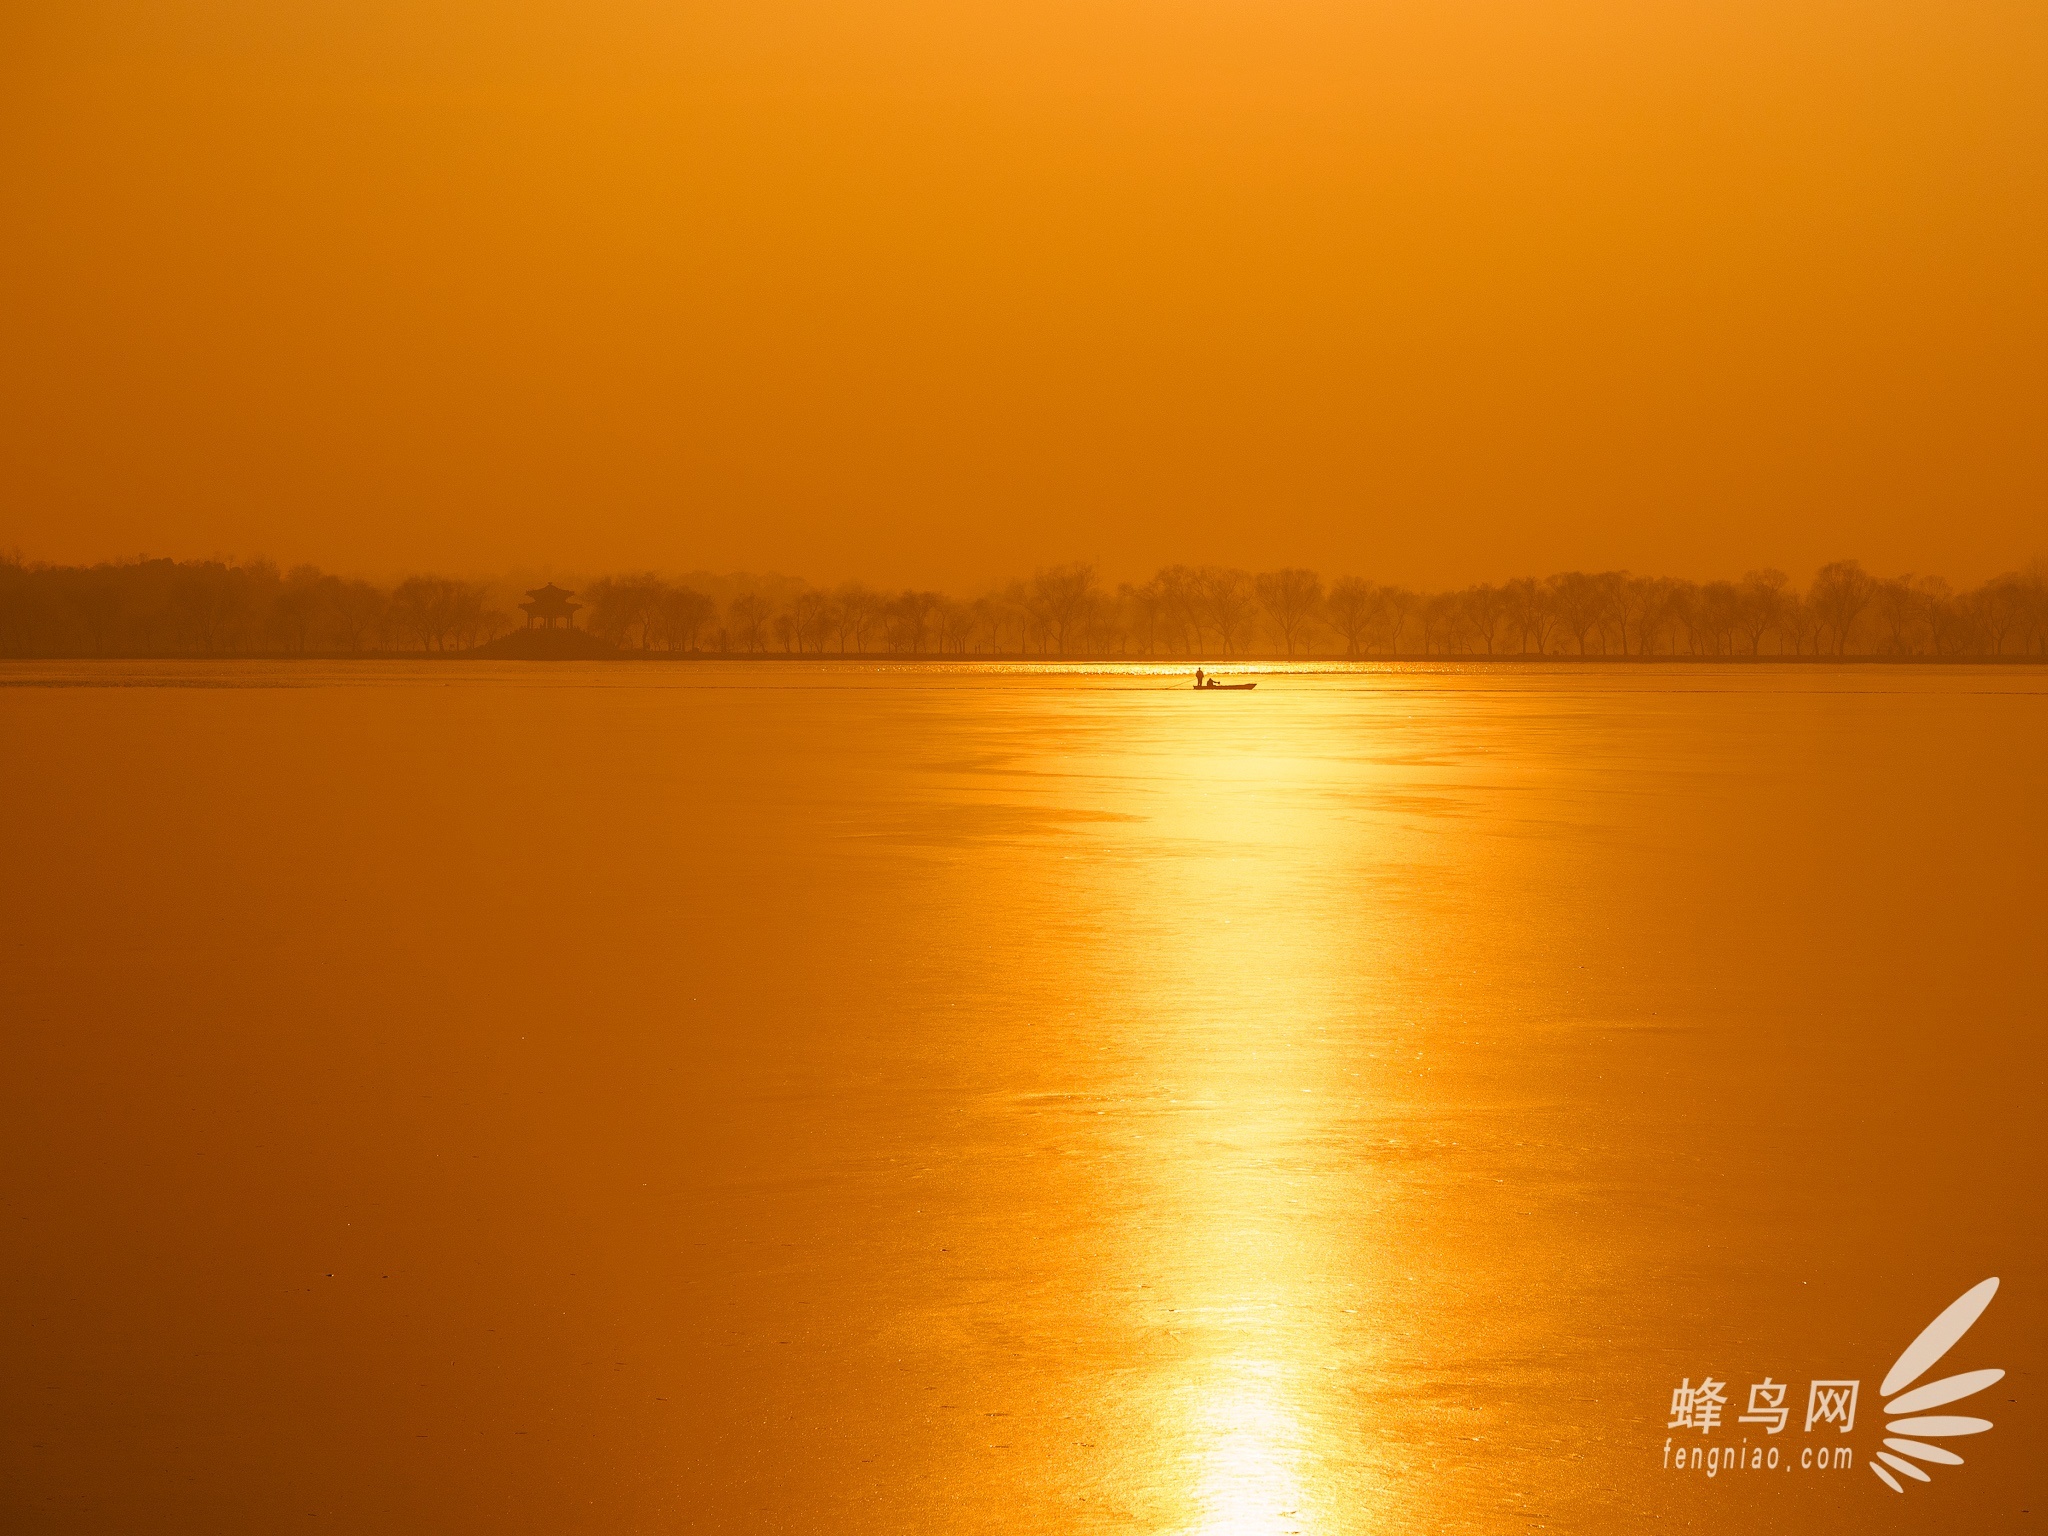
[1033,679,1409,1534]
[1187,1361,1313,1535]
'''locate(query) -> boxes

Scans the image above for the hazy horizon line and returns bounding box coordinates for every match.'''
[8,549,2048,661]
[10,547,2048,596]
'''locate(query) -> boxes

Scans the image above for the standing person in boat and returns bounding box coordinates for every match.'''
[1194,666,1206,689]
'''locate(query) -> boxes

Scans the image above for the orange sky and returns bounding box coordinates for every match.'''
[2,1,2043,589]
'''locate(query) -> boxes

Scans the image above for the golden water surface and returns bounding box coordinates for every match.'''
[3,662,2041,1533]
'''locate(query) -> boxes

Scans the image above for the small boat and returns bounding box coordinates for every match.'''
[1195,681,1257,690]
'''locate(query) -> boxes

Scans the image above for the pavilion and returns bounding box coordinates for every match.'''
[519,583,582,630]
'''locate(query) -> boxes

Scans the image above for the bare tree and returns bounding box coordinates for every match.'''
[1120,581,1166,656]
[1617,575,1679,656]
[1737,569,1788,655]
[451,583,499,650]
[391,575,454,651]
[1668,582,1707,655]
[1501,577,1547,654]
[790,589,832,654]
[1200,567,1257,655]
[1545,572,1604,655]
[1590,571,1629,654]
[833,582,884,654]
[657,586,715,651]
[1374,585,1416,654]
[1416,590,1458,654]
[1324,577,1375,656]
[1775,593,1821,655]
[727,592,771,652]
[885,590,941,654]
[331,579,386,651]
[969,594,1010,654]
[271,566,332,654]
[1459,583,1510,655]
[583,577,634,646]
[1914,576,1963,656]
[2019,564,2048,655]
[935,598,976,654]
[1968,574,2030,656]
[1028,563,1099,654]
[1155,565,1206,653]
[56,565,127,656]
[1872,575,1922,654]
[1254,568,1323,655]
[1698,581,1741,655]
[174,563,250,653]
[1808,559,1874,655]
[585,574,669,648]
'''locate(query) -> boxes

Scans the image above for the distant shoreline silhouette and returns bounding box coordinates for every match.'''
[3,554,2044,661]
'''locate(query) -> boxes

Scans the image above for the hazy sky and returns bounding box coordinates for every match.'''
[3,1,2043,588]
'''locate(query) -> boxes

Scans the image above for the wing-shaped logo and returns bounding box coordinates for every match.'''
[1869,1276,2003,1493]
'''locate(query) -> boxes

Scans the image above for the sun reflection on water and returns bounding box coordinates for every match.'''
[1055,679,1401,1536]
[1187,1359,1313,1536]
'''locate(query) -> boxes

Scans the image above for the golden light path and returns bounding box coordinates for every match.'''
[1185,1359,1312,1535]
[1032,671,1415,1534]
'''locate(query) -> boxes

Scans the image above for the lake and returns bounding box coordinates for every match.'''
[2,661,2041,1532]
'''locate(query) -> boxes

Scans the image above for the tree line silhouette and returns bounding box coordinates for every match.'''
[3,552,2045,659]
